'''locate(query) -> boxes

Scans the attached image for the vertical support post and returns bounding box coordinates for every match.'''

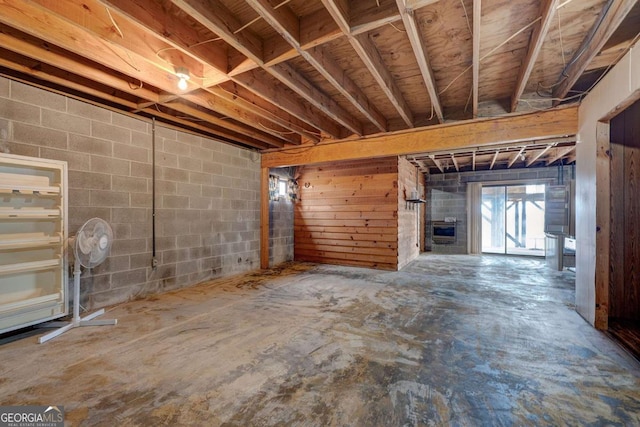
[260,166,270,269]
[595,121,611,330]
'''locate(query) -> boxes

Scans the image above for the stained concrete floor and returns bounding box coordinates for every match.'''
[1,254,640,426]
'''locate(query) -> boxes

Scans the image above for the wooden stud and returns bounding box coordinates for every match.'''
[406,0,442,11]
[594,121,611,330]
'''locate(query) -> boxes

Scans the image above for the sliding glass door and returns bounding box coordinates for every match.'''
[481,184,546,256]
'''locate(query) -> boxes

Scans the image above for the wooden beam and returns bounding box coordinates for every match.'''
[405,0,442,11]
[395,0,444,122]
[350,0,403,35]
[429,155,445,173]
[552,0,637,103]
[100,0,316,142]
[260,166,270,269]
[545,145,575,165]
[525,145,553,167]
[171,0,263,62]
[321,0,415,127]
[0,0,287,147]
[246,0,381,133]
[451,153,460,171]
[262,106,579,168]
[98,0,229,74]
[511,0,558,112]
[231,70,342,138]
[594,122,610,329]
[508,146,526,168]
[472,0,481,118]
[173,0,356,138]
[489,150,499,170]
[216,82,319,143]
[269,63,363,136]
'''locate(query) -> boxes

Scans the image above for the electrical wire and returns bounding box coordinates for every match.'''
[105,7,124,38]
[460,0,472,36]
[439,16,542,95]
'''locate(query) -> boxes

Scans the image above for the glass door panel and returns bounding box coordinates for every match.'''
[481,186,506,254]
[482,184,546,256]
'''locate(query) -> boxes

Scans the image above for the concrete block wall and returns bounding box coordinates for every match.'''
[0,77,260,309]
[425,166,574,254]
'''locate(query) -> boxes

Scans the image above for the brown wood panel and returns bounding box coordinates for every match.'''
[294,236,398,248]
[397,157,421,268]
[294,225,397,235]
[299,199,396,212]
[623,100,640,319]
[295,211,397,220]
[295,157,399,269]
[609,98,640,321]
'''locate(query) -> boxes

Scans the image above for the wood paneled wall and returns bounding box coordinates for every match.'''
[294,158,399,270]
[609,98,640,320]
[398,157,424,269]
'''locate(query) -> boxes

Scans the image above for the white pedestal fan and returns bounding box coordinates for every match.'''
[38,218,117,343]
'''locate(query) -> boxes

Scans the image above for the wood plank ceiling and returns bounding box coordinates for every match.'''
[0,0,638,172]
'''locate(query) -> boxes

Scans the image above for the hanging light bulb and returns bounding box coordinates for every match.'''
[175,66,190,91]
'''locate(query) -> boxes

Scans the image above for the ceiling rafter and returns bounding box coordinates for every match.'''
[171,0,360,138]
[511,0,558,112]
[489,150,499,169]
[245,0,386,132]
[395,0,444,123]
[552,0,637,103]
[429,155,445,173]
[321,0,415,127]
[0,52,271,149]
[526,144,554,167]
[99,0,318,143]
[508,147,527,168]
[0,0,285,147]
[473,0,481,118]
[451,153,460,171]
[545,145,575,165]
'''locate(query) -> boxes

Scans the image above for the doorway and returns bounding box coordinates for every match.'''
[481,184,546,256]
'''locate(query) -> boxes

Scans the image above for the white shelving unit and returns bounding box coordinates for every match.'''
[0,153,68,334]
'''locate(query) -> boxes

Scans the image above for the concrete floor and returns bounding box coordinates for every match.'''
[1,254,640,426]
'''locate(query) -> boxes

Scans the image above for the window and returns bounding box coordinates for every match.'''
[278,180,287,198]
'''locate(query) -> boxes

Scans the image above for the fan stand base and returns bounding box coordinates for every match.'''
[37,263,117,344]
[37,309,117,343]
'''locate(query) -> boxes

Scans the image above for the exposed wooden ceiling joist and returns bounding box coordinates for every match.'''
[511,0,559,112]
[526,144,553,166]
[245,0,386,132]
[546,145,576,165]
[321,0,415,127]
[395,0,444,122]
[489,150,499,170]
[553,0,638,103]
[0,0,633,156]
[508,147,527,168]
[473,0,481,118]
